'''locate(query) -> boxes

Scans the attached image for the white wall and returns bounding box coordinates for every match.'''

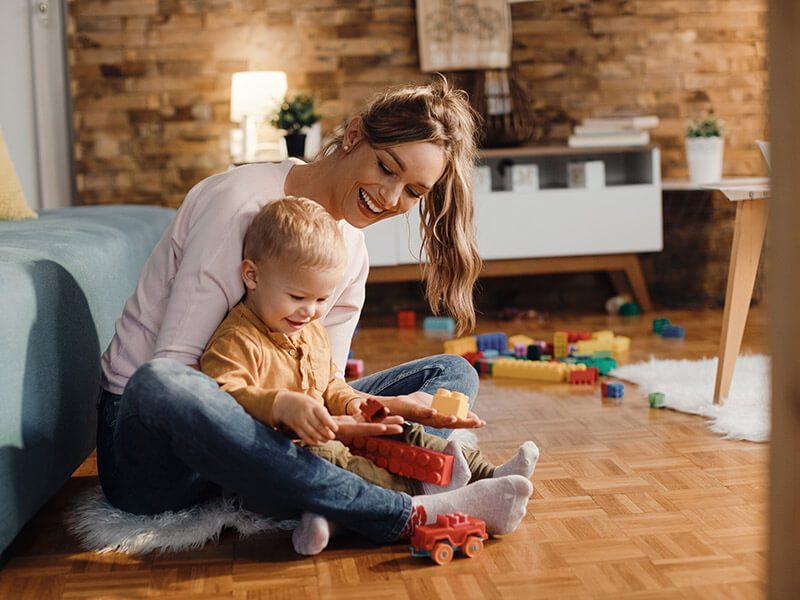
[0,0,73,210]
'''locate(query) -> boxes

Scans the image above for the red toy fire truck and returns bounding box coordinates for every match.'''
[409,512,488,565]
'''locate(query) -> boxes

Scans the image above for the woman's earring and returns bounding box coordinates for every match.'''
[343,145,349,151]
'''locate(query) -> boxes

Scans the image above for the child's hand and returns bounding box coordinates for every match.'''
[272,391,338,445]
[345,397,366,416]
[379,391,486,429]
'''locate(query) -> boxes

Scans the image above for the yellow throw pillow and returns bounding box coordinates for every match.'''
[0,128,37,220]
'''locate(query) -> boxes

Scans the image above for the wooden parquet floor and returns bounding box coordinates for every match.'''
[0,308,768,599]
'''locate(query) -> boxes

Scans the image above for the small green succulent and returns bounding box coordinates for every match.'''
[686,115,723,138]
[271,93,321,135]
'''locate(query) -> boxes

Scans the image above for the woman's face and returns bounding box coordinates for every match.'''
[334,132,447,229]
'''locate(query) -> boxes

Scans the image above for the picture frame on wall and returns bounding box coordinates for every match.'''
[416,0,512,72]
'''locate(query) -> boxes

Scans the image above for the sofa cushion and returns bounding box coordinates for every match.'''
[0,204,174,557]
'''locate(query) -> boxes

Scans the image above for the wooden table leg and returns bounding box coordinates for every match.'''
[713,198,768,404]
[622,254,654,312]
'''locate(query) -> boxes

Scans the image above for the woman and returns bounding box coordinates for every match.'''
[97,76,532,556]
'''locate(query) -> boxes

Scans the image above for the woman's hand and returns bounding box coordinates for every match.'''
[377,391,486,429]
[272,390,339,445]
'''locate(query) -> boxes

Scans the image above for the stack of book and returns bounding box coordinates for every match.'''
[568,115,659,148]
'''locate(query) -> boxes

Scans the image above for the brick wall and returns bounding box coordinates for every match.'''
[66,0,767,308]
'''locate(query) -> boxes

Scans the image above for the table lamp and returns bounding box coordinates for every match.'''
[230,71,287,161]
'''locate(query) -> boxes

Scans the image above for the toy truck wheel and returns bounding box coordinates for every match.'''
[463,536,484,558]
[431,542,454,565]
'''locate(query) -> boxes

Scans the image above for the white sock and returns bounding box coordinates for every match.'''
[292,512,332,556]
[421,440,471,495]
[493,441,540,480]
[412,475,533,535]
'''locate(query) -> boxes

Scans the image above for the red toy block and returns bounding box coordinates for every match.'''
[345,358,364,378]
[569,370,594,384]
[462,351,484,365]
[567,330,591,343]
[410,512,488,565]
[348,437,453,486]
[361,398,389,423]
[397,311,416,328]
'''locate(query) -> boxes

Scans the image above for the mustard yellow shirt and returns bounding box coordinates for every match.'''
[200,302,360,427]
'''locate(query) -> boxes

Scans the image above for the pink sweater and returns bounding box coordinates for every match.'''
[101,160,369,395]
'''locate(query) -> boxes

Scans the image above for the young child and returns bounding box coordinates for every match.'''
[200,197,539,553]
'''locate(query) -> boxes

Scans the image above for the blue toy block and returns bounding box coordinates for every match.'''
[482,349,500,358]
[423,316,455,333]
[348,350,354,359]
[660,325,685,339]
[604,382,625,398]
[476,332,507,353]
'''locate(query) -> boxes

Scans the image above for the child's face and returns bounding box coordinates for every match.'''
[242,257,342,336]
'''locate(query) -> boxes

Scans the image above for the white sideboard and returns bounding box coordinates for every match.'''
[364,145,663,310]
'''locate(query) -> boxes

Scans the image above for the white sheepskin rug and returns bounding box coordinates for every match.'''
[66,428,479,555]
[66,487,297,555]
[611,354,770,442]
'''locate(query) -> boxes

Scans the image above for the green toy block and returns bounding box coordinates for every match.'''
[652,318,670,334]
[574,356,617,376]
[648,392,666,408]
[591,350,613,359]
[619,302,641,316]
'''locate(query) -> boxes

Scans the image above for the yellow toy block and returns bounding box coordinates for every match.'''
[508,334,534,349]
[431,388,469,419]
[492,359,566,382]
[553,331,568,358]
[443,336,477,356]
[592,330,615,341]
[576,338,614,354]
[612,335,631,357]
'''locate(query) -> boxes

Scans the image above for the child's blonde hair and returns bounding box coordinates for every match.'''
[243,196,346,271]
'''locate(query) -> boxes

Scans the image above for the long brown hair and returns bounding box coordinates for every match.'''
[322,75,483,335]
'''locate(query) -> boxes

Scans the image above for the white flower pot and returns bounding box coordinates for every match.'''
[685,136,724,184]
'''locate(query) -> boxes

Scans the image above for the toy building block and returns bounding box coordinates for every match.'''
[492,359,567,382]
[348,436,453,486]
[553,331,568,358]
[567,331,591,343]
[361,398,389,422]
[424,316,455,333]
[410,512,488,565]
[513,343,528,357]
[592,330,615,341]
[526,344,541,360]
[345,358,364,378]
[432,388,469,419]
[648,392,666,408]
[576,338,613,355]
[397,310,415,328]
[482,349,500,358]
[603,382,625,398]
[660,325,685,339]
[569,366,599,384]
[618,302,641,316]
[474,358,494,375]
[443,336,477,356]
[652,318,670,334]
[612,335,631,355]
[476,332,508,353]
[508,334,534,349]
[462,351,483,366]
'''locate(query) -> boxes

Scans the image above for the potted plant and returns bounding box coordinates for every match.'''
[272,93,321,158]
[685,114,724,184]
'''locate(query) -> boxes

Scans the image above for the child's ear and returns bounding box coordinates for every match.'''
[241,259,259,290]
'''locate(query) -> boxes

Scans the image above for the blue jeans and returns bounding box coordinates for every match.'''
[96,354,477,543]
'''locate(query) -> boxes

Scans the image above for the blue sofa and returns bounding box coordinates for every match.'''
[0,204,175,561]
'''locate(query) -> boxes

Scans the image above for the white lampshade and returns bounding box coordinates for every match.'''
[230,71,287,123]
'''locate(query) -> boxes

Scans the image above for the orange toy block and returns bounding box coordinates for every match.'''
[443,336,477,356]
[492,359,567,382]
[348,437,453,486]
[432,388,469,419]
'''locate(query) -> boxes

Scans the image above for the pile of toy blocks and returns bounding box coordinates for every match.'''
[443,329,630,397]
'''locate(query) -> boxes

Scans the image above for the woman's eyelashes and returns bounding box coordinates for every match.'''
[377,158,423,201]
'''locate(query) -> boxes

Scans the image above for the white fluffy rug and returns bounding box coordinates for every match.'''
[66,428,479,555]
[611,354,770,442]
[66,488,297,555]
